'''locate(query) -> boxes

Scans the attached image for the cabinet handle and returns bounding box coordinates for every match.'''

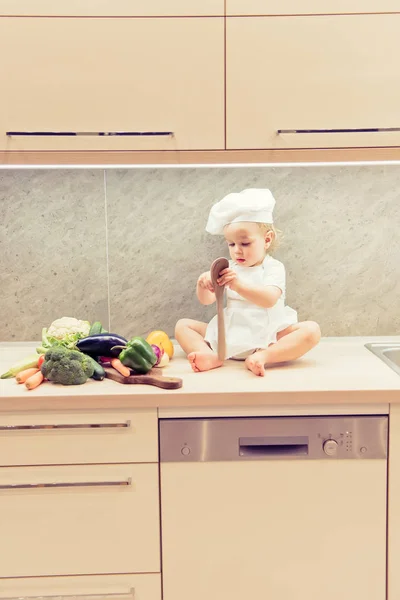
[0,589,135,600]
[0,478,132,490]
[0,421,131,431]
[6,130,173,137]
[278,127,400,134]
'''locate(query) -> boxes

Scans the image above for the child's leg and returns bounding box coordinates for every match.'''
[175,318,223,373]
[245,321,321,377]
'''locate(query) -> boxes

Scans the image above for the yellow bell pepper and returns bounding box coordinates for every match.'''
[146,330,174,359]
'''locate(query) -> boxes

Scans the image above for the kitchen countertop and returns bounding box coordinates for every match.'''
[0,336,399,411]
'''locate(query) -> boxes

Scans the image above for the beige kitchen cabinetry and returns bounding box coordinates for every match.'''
[388,404,400,600]
[0,17,224,151]
[0,409,158,465]
[0,0,224,16]
[2,12,400,164]
[226,0,400,15]
[0,409,161,595]
[0,575,161,600]
[0,464,160,577]
[226,14,400,150]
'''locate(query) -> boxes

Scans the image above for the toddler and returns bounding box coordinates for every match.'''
[175,189,321,377]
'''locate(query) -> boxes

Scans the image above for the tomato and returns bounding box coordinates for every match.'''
[38,354,45,368]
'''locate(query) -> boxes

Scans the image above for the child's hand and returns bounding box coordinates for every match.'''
[198,271,215,293]
[217,268,238,290]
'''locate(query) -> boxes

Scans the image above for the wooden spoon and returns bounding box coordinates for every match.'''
[210,257,229,361]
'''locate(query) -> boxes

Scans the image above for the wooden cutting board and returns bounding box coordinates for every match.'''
[104,367,183,389]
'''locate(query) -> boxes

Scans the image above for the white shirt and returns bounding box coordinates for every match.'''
[205,254,298,359]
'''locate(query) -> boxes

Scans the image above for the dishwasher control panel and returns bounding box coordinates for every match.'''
[320,429,353,456]
[160,416,388,462]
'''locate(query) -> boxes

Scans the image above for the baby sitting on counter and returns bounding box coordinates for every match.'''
[175,188,320,377]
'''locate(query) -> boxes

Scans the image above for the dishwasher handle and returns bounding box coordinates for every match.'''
[239,436,309,458]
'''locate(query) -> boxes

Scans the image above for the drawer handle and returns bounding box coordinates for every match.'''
[0,589,135,600]
[6,130,173,137]
[0,478,132,490]
[278,127,400,134]
[0,421,131,431]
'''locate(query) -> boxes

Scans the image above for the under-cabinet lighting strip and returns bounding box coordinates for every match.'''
[1,161,400,169]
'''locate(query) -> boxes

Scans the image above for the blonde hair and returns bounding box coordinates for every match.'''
[258,223,282,254]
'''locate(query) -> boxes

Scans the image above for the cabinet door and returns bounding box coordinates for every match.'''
[0,575,161,600]
[161,460,387,600]
[227,1,400,15]
[0,464,160,577]
[227,15,400,149]
[0,18,224,151]
[0,0,224,16]
[0,409,158,466]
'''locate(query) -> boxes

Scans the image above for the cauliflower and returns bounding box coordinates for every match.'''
[41,347,94,385]
[47,317,90,341]
[37,317,91,353]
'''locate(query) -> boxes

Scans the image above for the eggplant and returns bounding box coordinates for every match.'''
[76,333,128,358]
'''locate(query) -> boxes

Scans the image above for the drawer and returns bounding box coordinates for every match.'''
[0,17,224,151]
[0,464,160,577]
[0,0,223,16]
[0,574,161,600]
[226,14,400,149]
[0,410,158,466]
[226,1,400,15]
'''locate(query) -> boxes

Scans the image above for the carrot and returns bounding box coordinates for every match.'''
[25,371,44,390]
[16,367,39,384]
[110,358,130,378]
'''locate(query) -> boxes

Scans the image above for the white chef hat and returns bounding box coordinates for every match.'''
[205,188,276,235]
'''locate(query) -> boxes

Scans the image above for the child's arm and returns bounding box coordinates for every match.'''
[217,268,281,309]
[196,271,216,305]
[232,281,281,309]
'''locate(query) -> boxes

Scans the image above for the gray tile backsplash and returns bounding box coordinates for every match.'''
[0,170,109,341]
[1,165,399,341]
[106,169,228,339]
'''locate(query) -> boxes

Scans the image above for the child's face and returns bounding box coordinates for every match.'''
[223,222,272,267]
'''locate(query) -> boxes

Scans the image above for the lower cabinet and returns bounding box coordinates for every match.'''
[0,407,396,600]
[0,575,161,600]
[0,408,161,600]
[0,464,160,577]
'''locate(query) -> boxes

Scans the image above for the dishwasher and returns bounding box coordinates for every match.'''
[159,416,388,600]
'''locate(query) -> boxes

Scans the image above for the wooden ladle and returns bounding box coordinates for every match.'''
[210,257,229,361]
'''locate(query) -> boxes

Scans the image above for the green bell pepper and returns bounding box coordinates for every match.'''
[119,337,157,374]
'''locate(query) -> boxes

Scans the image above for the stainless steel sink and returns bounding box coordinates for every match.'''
[365,343,400,376]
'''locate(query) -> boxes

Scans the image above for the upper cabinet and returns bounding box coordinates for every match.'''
[2,9,400,163]
[0,0,224,16]
[0,17,224,151]
[226,14,400,149]
[226,1,400,15]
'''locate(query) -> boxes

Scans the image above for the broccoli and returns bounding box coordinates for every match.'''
[41,347,94,385]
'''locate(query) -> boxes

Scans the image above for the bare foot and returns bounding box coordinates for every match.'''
[245,351,267,377]
[188,352,223,373]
